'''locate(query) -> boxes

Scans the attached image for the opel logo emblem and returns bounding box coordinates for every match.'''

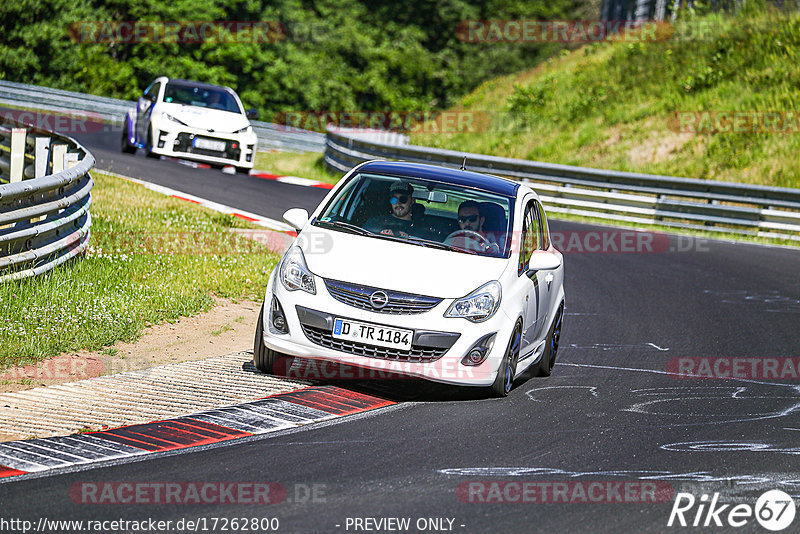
[370,291,389,309]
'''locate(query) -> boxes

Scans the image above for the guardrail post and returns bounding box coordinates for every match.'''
[51,144,67,173]
[9,128,25,183]
[34,137,50,178]
[64,152,79,169]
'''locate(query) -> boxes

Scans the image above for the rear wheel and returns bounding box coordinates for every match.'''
[489,323,521,397]
[120,118,136,154]
[253,302,280,374]
[536,303,564,377]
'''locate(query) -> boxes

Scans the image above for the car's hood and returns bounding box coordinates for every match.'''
[159,102,249,133]
[301,228,509,299]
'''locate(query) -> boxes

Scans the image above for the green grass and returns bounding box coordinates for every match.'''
[253,150,341,185]
[0,170,280,369]
[410,4,800,189]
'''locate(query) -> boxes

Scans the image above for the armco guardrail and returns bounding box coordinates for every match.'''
[0,80,325,153]
[0,119,94,282]
[325,127,800,241]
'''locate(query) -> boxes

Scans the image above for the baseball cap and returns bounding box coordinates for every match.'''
[390,180,414,195]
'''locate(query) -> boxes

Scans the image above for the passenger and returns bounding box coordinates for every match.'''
[364,181,418,238]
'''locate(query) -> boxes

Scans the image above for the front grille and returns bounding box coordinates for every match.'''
[174,133,241,160]
[324,279,442,315]
[301,324,449,362]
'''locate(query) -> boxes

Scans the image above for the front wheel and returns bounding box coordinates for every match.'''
[536,303,564,377]
[253,302,284,374]
[489,324,521,398]
[145,127,159,159]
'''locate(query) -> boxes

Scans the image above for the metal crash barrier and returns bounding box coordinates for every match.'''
[325,126,800,242]
[0,120,95,282]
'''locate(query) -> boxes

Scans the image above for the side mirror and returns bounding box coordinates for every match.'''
[246,108,259,120]
[283,208,309,232]
[528,251,561,271]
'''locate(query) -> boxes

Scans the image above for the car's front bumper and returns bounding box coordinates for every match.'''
[260,269,516,387]
[150,121,257,168]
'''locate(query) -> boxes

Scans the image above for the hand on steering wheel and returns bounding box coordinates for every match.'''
[444,229,491,251]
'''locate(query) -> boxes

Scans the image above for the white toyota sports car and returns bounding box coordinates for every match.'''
[122,77,259,172]
[255,160,565,396]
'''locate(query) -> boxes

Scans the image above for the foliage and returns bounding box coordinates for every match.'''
[0,0,592,120]
[412,3,800,188]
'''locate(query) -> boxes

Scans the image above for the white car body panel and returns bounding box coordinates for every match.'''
[124,76,258,169]
[303,228,510,299]
[259,161,566,389]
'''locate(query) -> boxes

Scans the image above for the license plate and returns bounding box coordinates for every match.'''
[332,318,413,350]
[193,137,226,151]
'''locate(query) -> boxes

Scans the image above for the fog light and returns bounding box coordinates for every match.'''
[467,349,484,364]
[461,333,496,366]
[270,296,289,334]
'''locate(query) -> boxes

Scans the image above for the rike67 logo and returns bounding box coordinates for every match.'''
[668,490,796,531]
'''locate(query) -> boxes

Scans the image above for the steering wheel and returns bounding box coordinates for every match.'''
[444,229,492,251]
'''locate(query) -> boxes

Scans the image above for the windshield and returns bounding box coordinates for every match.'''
[313,173,514,257]
[163,83,242,114]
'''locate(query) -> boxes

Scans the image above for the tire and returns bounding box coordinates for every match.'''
[236,166,251,175]
[253,302,279,374]
[489,323,521,398]
[145,127,159,159]
[120,118,136,154]
[536,303,564,377]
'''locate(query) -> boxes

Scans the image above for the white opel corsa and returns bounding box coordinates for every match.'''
[255,161,565,396]
[122,76,259,172]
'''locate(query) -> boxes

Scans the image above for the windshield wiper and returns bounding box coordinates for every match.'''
[314,219,375,237]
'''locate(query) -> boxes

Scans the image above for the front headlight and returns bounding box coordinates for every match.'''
[233,126,253,134]
[445,281,501,322]
[280,247,316,294]
[162,113,187,125]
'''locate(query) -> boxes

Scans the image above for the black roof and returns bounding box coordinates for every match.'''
[164,78,233,92]
[357,160,519,197]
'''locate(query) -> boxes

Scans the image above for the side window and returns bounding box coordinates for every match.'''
[535,200,549,250]
[518,200,541,274]
[143,82,161,101]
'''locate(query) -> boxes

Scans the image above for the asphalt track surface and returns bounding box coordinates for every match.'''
[2,119,800,533]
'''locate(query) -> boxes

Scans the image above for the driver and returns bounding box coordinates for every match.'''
[455,200,499,253]
[364,181,419,238]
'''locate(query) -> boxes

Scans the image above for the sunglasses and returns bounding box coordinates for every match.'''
[390,195,410,205]
[458,214,479,223]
